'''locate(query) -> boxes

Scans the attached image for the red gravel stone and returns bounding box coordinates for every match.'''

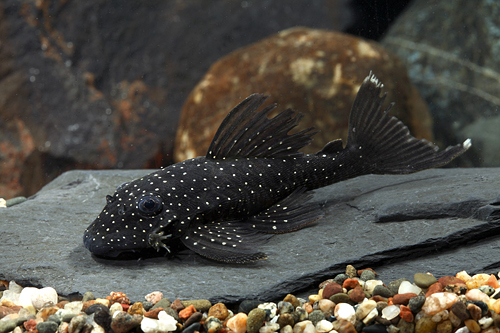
[393,293,418,305]
[343,278,360,290]
[400,305,414,322]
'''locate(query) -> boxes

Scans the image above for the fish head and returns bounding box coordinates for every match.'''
[83,178,180,257]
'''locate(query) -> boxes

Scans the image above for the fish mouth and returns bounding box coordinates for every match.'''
[83,223,150,257]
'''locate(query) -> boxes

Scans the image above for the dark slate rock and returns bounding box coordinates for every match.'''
[1,168,500,304]
[382,0,500,167]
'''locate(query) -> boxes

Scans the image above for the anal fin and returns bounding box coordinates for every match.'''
[248,188,324,234]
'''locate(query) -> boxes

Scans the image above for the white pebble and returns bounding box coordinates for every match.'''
[259,302,278,319]
[364,280,384,294]
[479,317,494,329]
[466,289,490,303]
[315,320,333,333]
[431,310,449,323]
[334,303,356,324]
[64,301,83,314]
[109,303,124,315]
[157,311,177,332]
[0,290,21,304]
[363,308,378,324]
[31,287,58,310]
[141,317,160,333]
[280,325,293,333]
[145,291,163,304]
[260,323,280,333]
[455,327,469,333]
[398,281,422,295]
[293,320,313,333]
[381,305,400,320]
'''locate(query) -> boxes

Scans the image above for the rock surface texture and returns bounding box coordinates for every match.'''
[0,0,343,198]
[175,27,432,161]
[1,168,499,304]
[382,0,500,167]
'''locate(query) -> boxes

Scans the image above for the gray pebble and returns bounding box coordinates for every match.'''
[308,310,325,326]
[47,315,61,325]
[183,322,201,333]
[360,270,376,281]
[293,306,308,323]
[479,285,495,296]
[397,318,415,333]
[165,307,180,321]
[151,298,172,310]
[0,319,19,333]
[6,196,27,207]
[181,299,212,313]
[278,301,295,314]
[333,274,349,285]
[330,293,350,304]
[372,285,393,298]
[37,321,59,333]
[387,278,410,296]
[413,273,437,289]
[239,300,262,314]
[142,301,154,311]
[82,291,95,302]
[408,296,426,314]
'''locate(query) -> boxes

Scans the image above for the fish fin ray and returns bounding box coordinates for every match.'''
[345,72,471,174]
[248,188,324,234]
[207,94,318,159]
[181,219,271,263]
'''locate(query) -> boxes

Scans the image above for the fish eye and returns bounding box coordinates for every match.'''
[138,196,163,215]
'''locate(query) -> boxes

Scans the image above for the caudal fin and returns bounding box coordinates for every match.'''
[345,72,471,174]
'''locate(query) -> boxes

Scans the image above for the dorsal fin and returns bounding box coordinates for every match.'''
[206,94,318,160]
[317,139,344,155]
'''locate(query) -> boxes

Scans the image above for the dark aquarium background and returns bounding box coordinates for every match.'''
[0,0,496,199]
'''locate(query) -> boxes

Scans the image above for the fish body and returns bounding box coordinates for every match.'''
[83,73,471,262]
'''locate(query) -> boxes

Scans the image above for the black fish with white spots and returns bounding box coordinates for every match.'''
[83,73,471,263]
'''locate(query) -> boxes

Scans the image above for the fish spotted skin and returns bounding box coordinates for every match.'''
[83,73,471,263]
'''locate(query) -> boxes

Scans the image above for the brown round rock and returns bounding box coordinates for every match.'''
[208,303,229,321]
[322,282,343,299]
[174,27,432,162]
[349,286,365,303]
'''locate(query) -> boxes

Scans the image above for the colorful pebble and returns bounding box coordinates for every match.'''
[4,267,500,333]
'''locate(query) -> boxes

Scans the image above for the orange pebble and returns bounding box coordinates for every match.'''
[343,278,360,289]
[399,305,414,322]
[486,274,500,288]
[425,282,444,297]
[144,308,163,319]
[179,304,197,320]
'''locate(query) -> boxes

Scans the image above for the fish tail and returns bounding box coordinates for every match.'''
[342,72,471,175]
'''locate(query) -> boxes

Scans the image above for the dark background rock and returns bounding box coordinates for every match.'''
[1,168,499,305]
[381,0,500,167]
[0,0,345,199]
[0,0,415,199]
[174,27,432,161]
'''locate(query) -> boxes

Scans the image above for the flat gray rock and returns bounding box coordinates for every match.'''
[1,168,499,304]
